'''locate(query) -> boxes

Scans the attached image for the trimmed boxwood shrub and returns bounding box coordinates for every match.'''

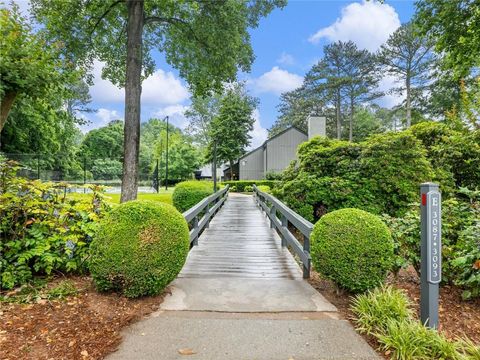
[311,208,394,292]
[172,181,213,213]
[89,200,189,298]
[221,180,277,192]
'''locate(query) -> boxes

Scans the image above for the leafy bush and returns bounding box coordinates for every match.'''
[352,286,479,360]
[310,208,394,292]
[89,200,189,298]
[0,160,110,289]
[451,217,480,300]
[275,131,433,221]
[244,185,253,192]
[383,187,480,298]
[230,185,237,192]
[265,171,283,180]
[221,180,277,192]
[377,319,460,360]
[359,132,434,216]
[91,158,123,180]
[410,123,480,193]
[273,174,380,222]
[351,286,413,335]
[172,180,213,213]
[256,185,271,193]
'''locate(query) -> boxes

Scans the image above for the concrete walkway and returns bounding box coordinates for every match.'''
[108,194,379,360]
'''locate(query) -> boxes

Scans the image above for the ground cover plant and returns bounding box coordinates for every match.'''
[351,286,480,360]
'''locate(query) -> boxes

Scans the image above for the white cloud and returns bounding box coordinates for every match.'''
[79,108,123,133]
[142,70,189,105]
[252,66,303,95]
[89,61,189,105]
[248,109,268,150]
[152,105,190,129]
[309,0,401,52]
[277,52,295,66]
[376,75,404,108]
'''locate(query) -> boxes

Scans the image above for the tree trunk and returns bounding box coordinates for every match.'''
[349,94,354,142]
[120,0,144,203]
[405,75,411,128]
[0,91,17,133]
[229,160,234,181]
[336,89,341,139]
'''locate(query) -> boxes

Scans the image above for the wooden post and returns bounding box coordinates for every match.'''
[281,214,288,247]
[193,216,199,246]
[269,205,275,229]
[303,234,311,279]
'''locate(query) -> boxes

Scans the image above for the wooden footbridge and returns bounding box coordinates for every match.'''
[109,185,380,360]
[181,185,313,280]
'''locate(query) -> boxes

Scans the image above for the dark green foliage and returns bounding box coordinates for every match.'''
[221,180,277,193]
[410,123,480,193]
[273,174,380,222]
[244,185,253,192]
[360,132,434,216]
[310,208,394,292]
[89,201,189,298]
[0,160,110,289]
[91,159,123,180]
[276,132,433,221]
[383,188,480,298]
[172,181,213,213]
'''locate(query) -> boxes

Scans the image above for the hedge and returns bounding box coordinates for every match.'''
[310,208,394,292]
[89,200,189,298]
[275,131,434,221]
[221,180,278,192]
[172,181,213,213]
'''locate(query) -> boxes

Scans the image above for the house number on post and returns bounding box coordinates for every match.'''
[426,191,441,283]
[420,183,442,328]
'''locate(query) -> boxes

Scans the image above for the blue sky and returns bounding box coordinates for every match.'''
[13,0,416,148]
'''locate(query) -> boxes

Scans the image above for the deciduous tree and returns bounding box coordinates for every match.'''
[206,85,257,179]
[31,0,285,202]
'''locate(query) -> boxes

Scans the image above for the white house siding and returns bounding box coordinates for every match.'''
[265,128,307,174]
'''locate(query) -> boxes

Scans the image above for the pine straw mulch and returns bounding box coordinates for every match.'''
[0,276,165,360]
[308,267,480,357]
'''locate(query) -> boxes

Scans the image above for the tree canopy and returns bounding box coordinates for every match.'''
[31,0,285,201]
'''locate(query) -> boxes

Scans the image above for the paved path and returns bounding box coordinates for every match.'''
[108,194,379,360]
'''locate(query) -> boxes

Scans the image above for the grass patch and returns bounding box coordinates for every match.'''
[68,191,173,205]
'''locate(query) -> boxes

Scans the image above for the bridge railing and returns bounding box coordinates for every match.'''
[183,185,229,246]
[253,184,313,278]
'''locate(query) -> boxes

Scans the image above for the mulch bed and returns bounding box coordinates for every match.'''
[0,276,165,360]
[308,267,480,358]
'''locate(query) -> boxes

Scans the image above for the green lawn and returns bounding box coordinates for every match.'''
[69,190,173,205]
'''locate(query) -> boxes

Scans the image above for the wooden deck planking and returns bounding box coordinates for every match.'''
[179,193,302,279]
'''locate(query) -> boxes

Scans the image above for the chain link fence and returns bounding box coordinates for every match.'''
[2,153,164,193]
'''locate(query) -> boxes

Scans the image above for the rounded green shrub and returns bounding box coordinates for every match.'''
[172,181,213,213]
[89,200,189,298]
[244,185,253,192]
[311,208,394,292]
